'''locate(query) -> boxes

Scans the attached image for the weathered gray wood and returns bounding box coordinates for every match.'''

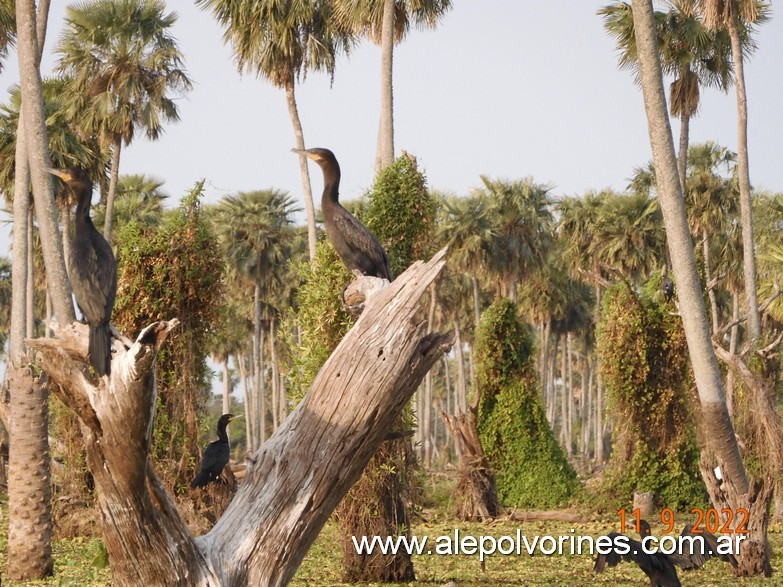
[27,249,451,586]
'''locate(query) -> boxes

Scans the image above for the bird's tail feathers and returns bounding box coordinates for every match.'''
[191,471,214,489]
[89,323,112,377]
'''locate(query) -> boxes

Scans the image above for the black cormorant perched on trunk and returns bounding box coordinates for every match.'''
[49,167,117,377]
[191,413,239,488]
[292,147,393,282]
[594,519,737,586]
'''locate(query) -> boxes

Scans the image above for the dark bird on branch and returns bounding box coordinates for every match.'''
[191,413,239,488]
[48,167,117,377]
[594,519,737,586]
[663,276,675,303]
[292,147,393,282]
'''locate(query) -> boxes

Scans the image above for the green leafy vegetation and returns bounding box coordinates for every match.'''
[597,277,705,510]
[114,183,224,491]
[476,299,579,508]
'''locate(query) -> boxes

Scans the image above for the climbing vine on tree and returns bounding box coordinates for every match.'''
[477,298,579,508]
[597,277,705,510]
[113,183,224,491]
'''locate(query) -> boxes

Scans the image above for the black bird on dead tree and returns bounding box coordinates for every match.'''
[292,147,393,282]
[594,519,737,586]
[49,167,117,377]
[191,413,239,488]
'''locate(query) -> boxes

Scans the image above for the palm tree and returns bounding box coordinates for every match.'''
[55,0,191,243]
[210,190,298,450]
[197,0,352,263]
[600,0,733,190]
[9,0,73,580]
[332,0,452,173]
[479,176,554,301]
[438,193,495,330]
[596,191,666,282]
[630,0,748,518]
[697,0,769,342]
[684,141,738,332]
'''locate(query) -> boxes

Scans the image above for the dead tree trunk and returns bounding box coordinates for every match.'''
[27,251,451,586]
[441,407,498,521]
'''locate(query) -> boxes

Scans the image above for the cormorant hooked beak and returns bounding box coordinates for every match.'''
[291,148,320,162]
[46,167,73,181]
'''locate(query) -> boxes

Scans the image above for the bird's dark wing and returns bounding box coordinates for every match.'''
[595,534,662,570]
[331,207,393,281]
[192,440,230,488]
[69,231,117,324]
[595,534,680,581]
[668,524,738,570]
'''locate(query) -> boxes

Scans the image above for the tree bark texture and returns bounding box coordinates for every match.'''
[27,250,451,586]
[376,0,395,173]
[6,363,53,580]
[16,0,74,325]
[727,16,760,343]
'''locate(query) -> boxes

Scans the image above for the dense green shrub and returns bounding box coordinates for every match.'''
[597,277,705,510]
[477,298,579,508]
[363,152,436,276]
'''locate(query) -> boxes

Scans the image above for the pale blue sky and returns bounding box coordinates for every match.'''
[1,1,782,256]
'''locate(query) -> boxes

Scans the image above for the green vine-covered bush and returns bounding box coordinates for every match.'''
[114,183,224,491]
[287,240,353,403]
[477,298,579,508]
[597,277,705,510]
[363,152,436,276]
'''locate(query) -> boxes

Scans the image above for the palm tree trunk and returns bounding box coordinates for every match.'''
[703,228,719,334]
[103,137,122,243]
[559,334,569,452]
[547,333,558,425]
[631,0,746,489]
[727,16,760,343]
[8,113,30,361]
[376,0,395,174]
[471,275,481,331]
[45,290,52,337]
[7,367,53,580]
[286,77,317,262]
[9,1,66,579]
[595,373,604,464]
[270,319,279,430]
[567,332,574,455]
[222,357,231,415]
[453,320,467,413]
[726,290,740,417]
[26,206,34,338]
[239,354,253,452]
[677,111,690,193]
[259,323,267,443]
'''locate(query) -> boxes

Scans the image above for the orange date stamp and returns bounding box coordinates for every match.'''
[618,507,749,535]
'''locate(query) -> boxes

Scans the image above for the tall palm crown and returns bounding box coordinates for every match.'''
[197,0,352,86]
[600,0,734,187]
[55,0,191,145]
[210,190,299,293]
